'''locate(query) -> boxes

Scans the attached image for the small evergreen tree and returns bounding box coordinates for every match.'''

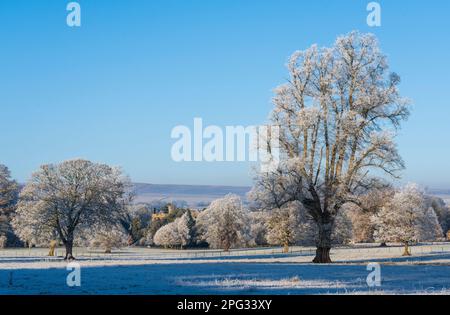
[177,210,196,248]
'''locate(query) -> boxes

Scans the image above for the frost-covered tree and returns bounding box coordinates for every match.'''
[11,213,47,248]
[0,164,19,246]
[372,184,427,256]
[143,219,167,246]
[0,235,6,248]
[153,221,181,248]
[248,211,269,246]
[250,32,409,263]
[85,223,128,253]
[140,207,188,247]
[331,210,353,245]
[177,210,197,248]
[0,212,9,245]
[426,196,450,236]
[266,203,302,252]
[196,194,252,251]
[118,204,153,245]
[12,159,130,260]
[346,187,394,243]
[0,165,18,216]
[417,207,444,242]
[346,203,373,243]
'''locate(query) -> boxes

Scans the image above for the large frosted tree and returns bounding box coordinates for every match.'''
[12,159,131,260]
[251,32,410,263]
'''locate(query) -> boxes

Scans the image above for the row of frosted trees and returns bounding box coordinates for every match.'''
[0,160,448,261]
[150,187,447,255]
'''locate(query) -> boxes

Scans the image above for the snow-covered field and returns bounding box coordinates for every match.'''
[1,243,450,295]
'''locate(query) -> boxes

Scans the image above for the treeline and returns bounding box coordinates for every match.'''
[1,160,449,259]
[144,186,449,256]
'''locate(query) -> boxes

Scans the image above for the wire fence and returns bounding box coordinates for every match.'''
[0,242,449,261]
[0,246,314,260]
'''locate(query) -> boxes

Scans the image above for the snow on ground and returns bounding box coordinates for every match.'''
[1,244,450,294]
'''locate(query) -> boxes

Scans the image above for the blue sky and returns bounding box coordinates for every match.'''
[0,0,449,187]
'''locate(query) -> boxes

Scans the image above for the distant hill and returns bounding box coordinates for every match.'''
[17,181,450,207]
[427,188,450,196]
[132,183,251,208]
[427,189,450,205]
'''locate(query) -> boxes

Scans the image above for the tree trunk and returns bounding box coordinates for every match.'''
[283,242,289,253]
[64,240,75,260]
[223,238,231,252]
[127,235,134,246]
[313,247,332,263]
[48,240,57,256]
[402,242,411,256]
[313,218,333,263]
